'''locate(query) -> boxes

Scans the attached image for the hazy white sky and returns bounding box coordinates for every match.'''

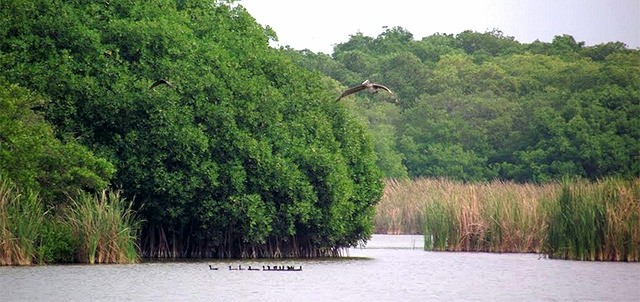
[239,0,640,54]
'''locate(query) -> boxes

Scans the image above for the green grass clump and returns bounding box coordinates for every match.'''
[66,190,141,264]
[2,176,143,265]
[0,178,45,265]
[423,200,457,251]
[545,177,640,261]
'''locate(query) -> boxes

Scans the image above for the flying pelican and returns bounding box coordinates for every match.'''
[149,79,175,89]
[335,79,398,103]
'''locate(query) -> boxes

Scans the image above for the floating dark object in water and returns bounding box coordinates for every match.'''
[209,265,218,270]
[263,265,302,271]
[225,264,303,271]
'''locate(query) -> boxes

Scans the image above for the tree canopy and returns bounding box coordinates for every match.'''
[286,27,639,182]
[0,78,114,203]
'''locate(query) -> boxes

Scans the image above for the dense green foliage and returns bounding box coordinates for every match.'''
[0,0,382,258]
[284,28,640,182]
[0,79,114,204]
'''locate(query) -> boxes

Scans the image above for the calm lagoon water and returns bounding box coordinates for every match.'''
[1,234,639,301]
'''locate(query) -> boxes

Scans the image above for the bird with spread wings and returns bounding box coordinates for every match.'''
[149,79,175,90]
[335,79,398,103]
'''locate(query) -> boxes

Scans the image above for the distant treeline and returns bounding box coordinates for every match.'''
[283,28,639,182]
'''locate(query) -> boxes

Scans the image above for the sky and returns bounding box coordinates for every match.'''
[238,0,640,54]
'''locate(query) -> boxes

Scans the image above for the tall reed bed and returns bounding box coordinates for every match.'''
[377,177,640,261]
[546,178,639,261]
[377,178,554,252]
[0,179,45,265]
[375,178,440,234]
[419,179,554,253]
[66,190,141,264]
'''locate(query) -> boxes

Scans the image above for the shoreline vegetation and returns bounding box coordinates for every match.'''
[1,178,140,265]
[376,177,639,261]
[3,176,638,265]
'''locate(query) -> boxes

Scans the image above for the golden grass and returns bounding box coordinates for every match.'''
[375,178,443,235]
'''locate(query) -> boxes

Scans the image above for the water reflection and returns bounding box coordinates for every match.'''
[1,235,638,301]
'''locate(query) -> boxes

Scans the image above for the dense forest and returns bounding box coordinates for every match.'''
[1,0,638,262]
[284,28,639,182]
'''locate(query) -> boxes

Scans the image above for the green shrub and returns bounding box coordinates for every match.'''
[37,219,78,264]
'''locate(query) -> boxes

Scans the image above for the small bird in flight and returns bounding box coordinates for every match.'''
[149,79,175,89]
[335,79,398,103]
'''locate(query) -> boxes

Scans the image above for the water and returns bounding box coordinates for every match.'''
[1,235,639,301]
